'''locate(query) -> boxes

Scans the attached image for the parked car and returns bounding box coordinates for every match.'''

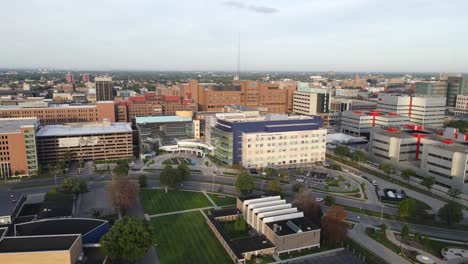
[296,178,305,183]
[315,197,324,202]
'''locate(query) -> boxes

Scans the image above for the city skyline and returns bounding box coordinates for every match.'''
[1,0,467,72]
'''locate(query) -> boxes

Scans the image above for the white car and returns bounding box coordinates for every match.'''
[315,197,324,202]
[296,178,305,183]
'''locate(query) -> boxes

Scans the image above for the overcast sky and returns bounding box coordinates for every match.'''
[1,0,467,72]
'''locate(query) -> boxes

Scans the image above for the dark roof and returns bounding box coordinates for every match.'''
[231,235,275,254]
[209,208,241,218]
[207,215,275,259]
[37,192,74,219]
[0,235,79,253]
[237,194,265,202]
[266,217,320,236]
[18,203,41,217]
[15,218,106,237]
[0,193,25,218]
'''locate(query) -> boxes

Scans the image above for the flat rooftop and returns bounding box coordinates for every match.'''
[266,217,319,236]
[0,118,38,133]
[136,116,192,124]
[0,193,24,219]
[0,235,79,253]
[15,218,107,237]
[36,122,132,137]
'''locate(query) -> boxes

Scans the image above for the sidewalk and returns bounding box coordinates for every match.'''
[386,230,443,264]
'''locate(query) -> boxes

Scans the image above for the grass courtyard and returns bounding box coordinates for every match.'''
[207,193,237,206]
[150,211,232,264]
[140,189,213,215]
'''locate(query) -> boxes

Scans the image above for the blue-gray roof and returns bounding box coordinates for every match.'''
[135,116,192,124]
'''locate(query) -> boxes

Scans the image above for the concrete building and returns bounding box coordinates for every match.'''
[340,110,410,136]
[370,126,468,194]
[377,94,446,127]
[292,84,331,116]
[0,101,115,125]
[207,110,325,168]
[36,121,133,163]
[447,75,468,107]
[454,94,468,116]
[0,118,39,178]
[136,115,195,158]
[238,196,320,253]
[414,81,447,97]
[95,76,114,101]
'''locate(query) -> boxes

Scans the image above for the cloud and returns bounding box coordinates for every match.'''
[248,5,278,14]
[222,1,278,14]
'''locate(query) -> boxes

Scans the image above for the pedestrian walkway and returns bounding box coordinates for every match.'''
[202,190,219,208]
[386,230,443,264]
[348,224,410,264]
[147,206,214,218]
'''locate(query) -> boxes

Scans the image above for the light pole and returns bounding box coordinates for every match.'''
[380,204,384,225]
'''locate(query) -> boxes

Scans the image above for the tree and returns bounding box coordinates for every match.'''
[421,176,436,193]
[334,146,350,158]
[266,179,282,195]
[62,178,74,192]
[379,163,395,178]
[350,150,367,168]
[329,163,342,171]
[235,172,255,195]
[292,189,322,226]
[401,224,409,240]
[324,195,336,206]
[292,183,304,193]
[113,161,129,177]
[160,164,177,188]
[177,163,190,181]
[398,198,418,219]
[138,175,147,188]
[437,201,463,226]
[107,176,138,218]
[414,232,421,242]
[321,206,348,246]
[100,217,154,263]
[401,169,416,183]
[447,188,462,200]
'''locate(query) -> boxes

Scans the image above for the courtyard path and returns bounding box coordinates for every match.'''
[147,206,214,218]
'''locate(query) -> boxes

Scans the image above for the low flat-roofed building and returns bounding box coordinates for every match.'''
[340,110,409,137]
[0,234,82,264]
[136,115,195,158]
[36,121,133,163]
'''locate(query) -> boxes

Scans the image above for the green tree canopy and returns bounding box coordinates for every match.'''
[177,163,191,181]
[447,188,462,200]
[160,164,177,188]
[235,172,254,195]
[350,150,367,165]
[421,176,436,192]
[401,169,416,183]
[334,146,350,157]
[398,198,418,219]
[438,201,463,226]
[266,179,282,195]
[113,161,129,177]
[100,217,154,262]
[378,163,395,177]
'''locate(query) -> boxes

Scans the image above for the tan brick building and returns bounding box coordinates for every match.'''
[183,80,296,113]
[0,118,39,178]
[0,101,115,125]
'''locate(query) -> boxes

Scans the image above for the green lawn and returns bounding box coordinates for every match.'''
[140,189,212,214]
[365,227,401,254]
[150,211,232,264]
[207,193,237,206]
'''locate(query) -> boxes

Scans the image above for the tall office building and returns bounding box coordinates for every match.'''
[81,74,91,83]
[95,76,114,101]
[414,81,447,97]
[447,75,468,107]
[292,82,331,116]
[65,73,74,83]
[0,118,39,178]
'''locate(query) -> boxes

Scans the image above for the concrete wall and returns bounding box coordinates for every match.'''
[263,225,320,253]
